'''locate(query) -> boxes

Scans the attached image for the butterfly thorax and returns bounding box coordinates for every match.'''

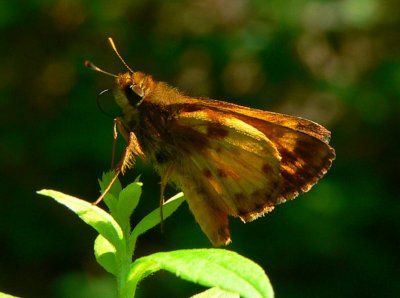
[114,72,185,169]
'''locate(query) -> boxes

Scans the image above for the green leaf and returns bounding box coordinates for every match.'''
[124,257,161,297]
[116,181,142,231]
[104,192,119,220]
[134,249,274,298]
[99,171,122,196]
[94,235,117,276]
[191,287,239,298]
[37,189,124,249]
[129,192,185,247]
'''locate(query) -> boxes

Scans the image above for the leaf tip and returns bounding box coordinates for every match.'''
[36,189,51,196]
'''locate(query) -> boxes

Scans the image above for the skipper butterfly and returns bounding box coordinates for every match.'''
[85,38,335,246]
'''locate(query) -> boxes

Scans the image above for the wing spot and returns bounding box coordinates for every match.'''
[182,104,202,112]
[279,147,294,163]
[207,125,229,138]
[238,208,248,217]
[235,193,246,202]
[203,169,212,178]
[262,163,273,174]
[254,202,266,210]
[293,139,316,161]
[217,168,228,178]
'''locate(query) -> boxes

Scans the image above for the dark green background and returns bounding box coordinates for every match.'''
[1,1,399,297]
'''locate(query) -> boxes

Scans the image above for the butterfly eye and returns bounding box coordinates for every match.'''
[122,85,143,107]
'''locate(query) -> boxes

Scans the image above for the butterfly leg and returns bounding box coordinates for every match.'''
[159,162,175,231]
[94,127,144,205]
[111,118,119,168]
[93,169,121,205]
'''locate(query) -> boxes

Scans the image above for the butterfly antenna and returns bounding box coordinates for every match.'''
[84,60,117,78]
[108,37,135,73]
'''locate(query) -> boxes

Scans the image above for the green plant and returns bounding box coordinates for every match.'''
[37,172,274,298]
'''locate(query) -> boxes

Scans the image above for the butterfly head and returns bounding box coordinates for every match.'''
[116,71,155,104]
[85,37,157,110]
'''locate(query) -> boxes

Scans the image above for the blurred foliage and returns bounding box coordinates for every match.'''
[0,0,399,297]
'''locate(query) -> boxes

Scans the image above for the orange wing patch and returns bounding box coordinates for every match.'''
[172,108,285,245]
[164,103,335,246]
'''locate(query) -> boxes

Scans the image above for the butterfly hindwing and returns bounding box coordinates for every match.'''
[168,107,284,245]
[164,101,334,245]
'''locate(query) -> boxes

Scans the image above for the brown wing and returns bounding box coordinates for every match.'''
[185,97,332,143]
[203,99,336,201]
[165,102,334,246]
